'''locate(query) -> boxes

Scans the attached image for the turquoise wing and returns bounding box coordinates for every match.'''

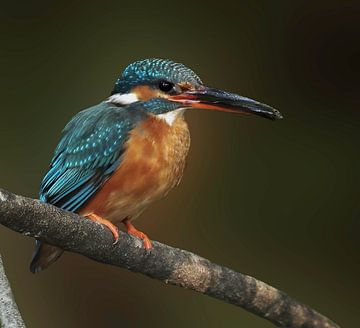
[40,102,146,212]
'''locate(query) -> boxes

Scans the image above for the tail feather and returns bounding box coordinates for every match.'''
[30,240,64,273]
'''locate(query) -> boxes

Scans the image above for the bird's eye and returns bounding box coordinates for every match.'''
[158,80,174,93]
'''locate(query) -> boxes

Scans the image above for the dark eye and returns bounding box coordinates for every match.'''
[158,80,174,92]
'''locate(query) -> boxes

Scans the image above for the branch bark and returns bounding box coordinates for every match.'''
[0,254,26,328]
[0,188,339,328]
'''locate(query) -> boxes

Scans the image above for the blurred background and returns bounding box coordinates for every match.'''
[0,0,359,327]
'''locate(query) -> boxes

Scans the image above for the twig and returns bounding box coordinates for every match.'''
[0,254,26,328]
[0,188,339,328]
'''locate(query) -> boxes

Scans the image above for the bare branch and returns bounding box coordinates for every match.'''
[0,188,339,328]
[0,254,26,328]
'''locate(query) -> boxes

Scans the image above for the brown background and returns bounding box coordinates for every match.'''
[0,0,359,327]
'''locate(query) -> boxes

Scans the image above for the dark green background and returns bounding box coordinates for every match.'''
[0,0,359,327]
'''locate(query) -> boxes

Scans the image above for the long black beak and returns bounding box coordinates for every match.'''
[170,87,283,120]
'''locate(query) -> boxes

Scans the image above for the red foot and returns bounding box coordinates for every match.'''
[86,213,119,244]
[122,218,152,249]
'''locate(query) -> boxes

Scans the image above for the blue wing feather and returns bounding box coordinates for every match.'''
[40,101,147,212]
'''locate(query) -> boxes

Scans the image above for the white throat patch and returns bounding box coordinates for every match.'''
[108,93,185,126]
[107,93,139,105]
[157,109,185,126]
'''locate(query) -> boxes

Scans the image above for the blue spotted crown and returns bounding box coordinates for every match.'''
[112,58,203,94]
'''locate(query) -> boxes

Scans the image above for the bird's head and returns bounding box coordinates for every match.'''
[108,58,283,122]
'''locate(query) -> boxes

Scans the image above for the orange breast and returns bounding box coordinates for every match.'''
[79,114,190,223]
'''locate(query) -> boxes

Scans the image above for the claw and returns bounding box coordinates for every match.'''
[86,213,119,244]
[122,218,152,249]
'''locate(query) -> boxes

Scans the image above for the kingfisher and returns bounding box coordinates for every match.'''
[30,58,282,273]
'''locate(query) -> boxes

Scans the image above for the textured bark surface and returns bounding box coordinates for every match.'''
[0,255,26,328]
[0,188,339,328]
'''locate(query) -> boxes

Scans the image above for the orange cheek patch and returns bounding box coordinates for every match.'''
[132,85,162,101]
[132,83,196,102]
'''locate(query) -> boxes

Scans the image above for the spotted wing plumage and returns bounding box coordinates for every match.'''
[40,102,146,212]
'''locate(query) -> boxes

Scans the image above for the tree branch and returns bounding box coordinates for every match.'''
[0,188,339,328]
[0,254,26,328]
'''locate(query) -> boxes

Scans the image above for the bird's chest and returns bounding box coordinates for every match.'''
[89,115,190,221]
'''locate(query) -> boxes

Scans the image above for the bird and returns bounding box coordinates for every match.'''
[30,58,283,273]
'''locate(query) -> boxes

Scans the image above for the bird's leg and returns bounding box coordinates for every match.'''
[85,213,119,244]
[122,218,152,249]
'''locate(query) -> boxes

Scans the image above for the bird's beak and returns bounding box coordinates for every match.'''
[169,86,283,120]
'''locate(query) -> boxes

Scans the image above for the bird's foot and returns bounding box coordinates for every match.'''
[86,213,119,244]
[122,218,152,249]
